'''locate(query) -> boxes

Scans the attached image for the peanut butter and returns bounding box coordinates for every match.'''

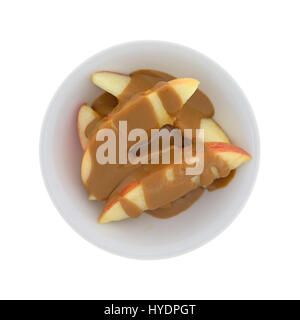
[83,69,236,219]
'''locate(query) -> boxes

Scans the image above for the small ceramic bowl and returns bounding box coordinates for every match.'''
[40,41,260,259]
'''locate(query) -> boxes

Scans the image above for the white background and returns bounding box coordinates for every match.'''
[0,0,299,300]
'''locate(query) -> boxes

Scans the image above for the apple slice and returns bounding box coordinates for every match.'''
[81,78,199,201]
[206,142,251,170]
[98,165,197,224]
[91,72,229,143]
[99,184,142,224]
[98,142,251,223]
[81,148,92,183]
[77,104,102,150]
[147,78,200,125]
[200,118,230,143]
[108,77,200,131]
[99,199,128,223]
[92,72,131,97]
[92,72,199,105]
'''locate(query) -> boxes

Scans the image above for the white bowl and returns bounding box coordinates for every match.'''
[40,41,260,259]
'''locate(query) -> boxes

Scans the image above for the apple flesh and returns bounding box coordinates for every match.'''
[205,142,251,170]
[92,72,131,97]
[77,104,102,150]
[200,118,230,143]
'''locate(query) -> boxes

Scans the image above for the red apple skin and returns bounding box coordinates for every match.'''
[77,104,88,150]
[206,142,251,158]
[77,103,102,151]
[100,199,118,217]
[98,182,140,221]
[120,181,140,197]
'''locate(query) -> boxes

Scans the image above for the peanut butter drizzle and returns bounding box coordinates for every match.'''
[91,69,214,124]
[85,69,214,143]
[146,187,204,219]
[119,70,173,103]
[207,169,236,191]
[84,80,185,201]
[147,148,234,219]
[108,163,198,219]
[92,92,118,116]
[108,144,231,219]
[83,69,235,219]
[121,70,214,126]
[143,165,196,210]
[85,117,103,140]
[119,197,142,218]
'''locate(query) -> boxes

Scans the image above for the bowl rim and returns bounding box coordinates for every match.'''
[40,40,260,260]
